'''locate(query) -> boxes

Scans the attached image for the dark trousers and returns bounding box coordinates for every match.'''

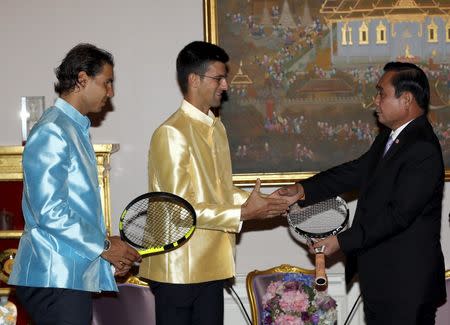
[15,286,92,325]
[149,279,225,325]
[364,299,437,325]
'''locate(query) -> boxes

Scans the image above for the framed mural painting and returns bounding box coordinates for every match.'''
[204,0,450,186]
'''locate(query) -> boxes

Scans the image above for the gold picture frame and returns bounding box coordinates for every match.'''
[203,0,450,185]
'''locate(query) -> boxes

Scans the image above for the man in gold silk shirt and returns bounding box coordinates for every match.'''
[138,41,301,325]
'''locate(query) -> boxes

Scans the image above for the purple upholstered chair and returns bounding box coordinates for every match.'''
[436,270,450,325]
[92,281,155,325]
[246,264,337,325]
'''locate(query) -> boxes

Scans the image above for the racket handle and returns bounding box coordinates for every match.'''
[315,252,328,289]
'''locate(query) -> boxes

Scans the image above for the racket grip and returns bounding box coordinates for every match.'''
[315,252,328,289]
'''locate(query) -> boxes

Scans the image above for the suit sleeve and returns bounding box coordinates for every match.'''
[148,125,244,233]
[300,130,390,204]
[300,151,368,206]
[338,140,444,255]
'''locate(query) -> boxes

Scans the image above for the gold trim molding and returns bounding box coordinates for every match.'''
[232,172,317,187]
[203,0,218,44]
[0,144,119,237]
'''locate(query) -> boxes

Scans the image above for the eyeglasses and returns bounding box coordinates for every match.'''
[198,74,227,84]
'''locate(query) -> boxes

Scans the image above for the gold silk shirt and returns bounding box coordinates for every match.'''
[138,100,249,284]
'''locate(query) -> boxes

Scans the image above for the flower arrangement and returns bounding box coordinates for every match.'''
[261,273,337,325]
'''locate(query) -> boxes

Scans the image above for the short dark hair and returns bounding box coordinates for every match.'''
[54,43,114,95]
[176,41,229,95]
[383,61,429,113]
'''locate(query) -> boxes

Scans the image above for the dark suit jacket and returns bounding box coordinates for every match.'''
[301,114,446,306]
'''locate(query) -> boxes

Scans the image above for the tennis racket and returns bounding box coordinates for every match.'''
[119,192,196,256]
[287,196,349,289]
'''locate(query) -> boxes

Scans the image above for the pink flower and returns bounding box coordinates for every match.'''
[261,278,337,325]
[315,291,337,311]
[262,281,283,305]
[268,281,283,295]
[274,314,303,325]
[279,289,309,313]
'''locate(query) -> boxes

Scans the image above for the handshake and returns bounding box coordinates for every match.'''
[240,179,305,221]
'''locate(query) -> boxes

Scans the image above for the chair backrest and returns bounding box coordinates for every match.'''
[246,264,337,325]
[436,270,450,325]
[92,280,155,325]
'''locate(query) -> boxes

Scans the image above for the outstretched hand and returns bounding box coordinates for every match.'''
[241,179,290,221]
[277,183,305,201]
[269,184,304,206]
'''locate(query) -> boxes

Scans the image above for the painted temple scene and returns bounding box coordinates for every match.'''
[215,0,450,174]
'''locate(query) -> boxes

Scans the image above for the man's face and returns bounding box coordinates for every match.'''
[79,63,114,114]
[374,70,407,130]
[197,61,228,110]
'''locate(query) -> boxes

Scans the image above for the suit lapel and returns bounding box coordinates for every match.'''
[381,115,428,162]
[367,115,428,184]
[367,129,390,175]
[381,136,401,161]
[358,129,389,189]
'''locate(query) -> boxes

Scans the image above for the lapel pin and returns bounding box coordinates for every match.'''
[395,139,399,144]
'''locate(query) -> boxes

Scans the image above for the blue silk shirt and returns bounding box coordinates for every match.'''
[138,100,249,284]
[8,98,117,292]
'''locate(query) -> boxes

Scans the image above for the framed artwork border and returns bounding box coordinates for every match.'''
[203,0,450,184]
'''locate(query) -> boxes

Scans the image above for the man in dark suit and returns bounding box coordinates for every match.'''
[280,62,446,324]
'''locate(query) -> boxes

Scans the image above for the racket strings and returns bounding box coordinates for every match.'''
[122,198,193,248]
[288,198,347,236]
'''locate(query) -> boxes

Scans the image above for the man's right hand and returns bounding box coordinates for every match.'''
[241,179,290,221]
[101,236,141,276]
[277,183,305,200]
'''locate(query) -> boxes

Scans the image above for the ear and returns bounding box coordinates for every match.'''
[77,71,89,89]
[188,73,200,89]
[401,92,413,109]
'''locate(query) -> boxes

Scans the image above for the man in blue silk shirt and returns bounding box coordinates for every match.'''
[8,43,141,325]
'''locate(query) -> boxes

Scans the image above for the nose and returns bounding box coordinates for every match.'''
[107,84,114,98]
[220,78,228,91]
[374,93,380,106]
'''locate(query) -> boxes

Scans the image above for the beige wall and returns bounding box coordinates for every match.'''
[1,0,448,279]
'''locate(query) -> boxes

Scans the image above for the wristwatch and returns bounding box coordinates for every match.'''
[103,238,111,252]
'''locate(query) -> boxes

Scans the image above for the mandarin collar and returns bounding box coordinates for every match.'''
[54,98,91,133]
[180,100,218,127]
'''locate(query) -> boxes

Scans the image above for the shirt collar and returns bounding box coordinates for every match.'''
[180,100,216,127]
[390,119,414,140]
[54,98,91,132]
